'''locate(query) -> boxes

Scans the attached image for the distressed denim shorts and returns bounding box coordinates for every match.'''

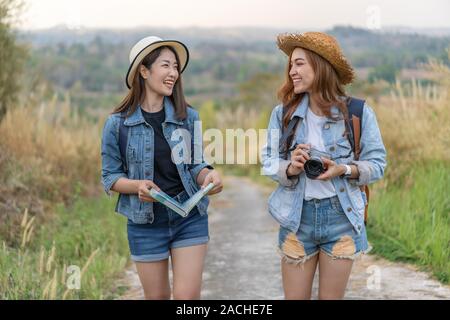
[278,195,371,265]
[127,189,209,262]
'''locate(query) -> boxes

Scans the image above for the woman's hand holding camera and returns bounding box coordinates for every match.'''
[287,144,311,177]
[315,158,347,181]
[286,144,348,180]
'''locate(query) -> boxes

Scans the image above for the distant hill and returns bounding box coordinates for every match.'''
[17,26,450,108]
[18,25,450,46]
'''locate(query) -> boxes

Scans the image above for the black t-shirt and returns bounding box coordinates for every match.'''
[141,108,185,197]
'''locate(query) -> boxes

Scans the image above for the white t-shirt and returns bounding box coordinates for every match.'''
[304,107,337,200]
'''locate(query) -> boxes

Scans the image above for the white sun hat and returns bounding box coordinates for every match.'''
[125,36,189,89]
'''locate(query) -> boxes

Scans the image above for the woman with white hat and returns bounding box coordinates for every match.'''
[261,32,386,299]
[101,36,222,299]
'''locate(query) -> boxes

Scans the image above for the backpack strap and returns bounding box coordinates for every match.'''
[346,97,370,225]
[118,111,129,173]
[346,97,365,160]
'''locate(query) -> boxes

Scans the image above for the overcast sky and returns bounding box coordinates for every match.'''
[19,0,450,30]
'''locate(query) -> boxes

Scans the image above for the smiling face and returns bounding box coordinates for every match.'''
[139,47,179,97]
[289,47,315,94]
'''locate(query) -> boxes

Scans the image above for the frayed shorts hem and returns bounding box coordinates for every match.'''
[320,244,373,261]
[278,248,319,266]
[278,244,373,265]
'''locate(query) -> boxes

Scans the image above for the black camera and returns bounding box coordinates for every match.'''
[303,147,331,179]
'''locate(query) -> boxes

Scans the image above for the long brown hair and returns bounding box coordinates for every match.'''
[278,48,349,129]
[113,46,187,120]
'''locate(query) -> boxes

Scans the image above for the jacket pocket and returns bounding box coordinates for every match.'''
[129,194,144,214]
[350,187,365,210]
[127,133,144,164]
[126,133,144,180]
[334,137,353,159]
[343,178,365,211]
[268,186,296,221]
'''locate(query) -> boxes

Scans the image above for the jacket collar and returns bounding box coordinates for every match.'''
[290,93,342,123]
[290,93,309,120]
[163,96,184,125]
[124,96,183,126]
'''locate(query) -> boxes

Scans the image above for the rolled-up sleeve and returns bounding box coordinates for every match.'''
[101,115,127,196]
[261,105,299,188]
[189,111,214,181]
[349,104,387,186]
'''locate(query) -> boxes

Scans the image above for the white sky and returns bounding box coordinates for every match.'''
[19,0,450,30]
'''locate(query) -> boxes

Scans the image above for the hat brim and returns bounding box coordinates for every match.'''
[126,40,189,89]
[277,34,355,85]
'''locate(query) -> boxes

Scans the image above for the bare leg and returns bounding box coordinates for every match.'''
[281,254,319,300]
[171,244,208,300]
[135,259,171,300]
[318,251,353,300]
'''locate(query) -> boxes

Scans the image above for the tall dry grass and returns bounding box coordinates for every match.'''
[0,93,129,299]
[363,57,450,283]
[0,94,102,244]
[372,56,450,187]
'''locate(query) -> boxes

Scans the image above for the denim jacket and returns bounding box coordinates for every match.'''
[261,94,387,234]
[101,97,212,224]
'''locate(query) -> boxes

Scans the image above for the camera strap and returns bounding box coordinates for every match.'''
[279,108,301,160]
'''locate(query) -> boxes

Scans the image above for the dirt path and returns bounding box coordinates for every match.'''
[118,177,450,300]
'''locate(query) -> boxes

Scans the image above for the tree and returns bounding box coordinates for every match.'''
[0,0,27,121]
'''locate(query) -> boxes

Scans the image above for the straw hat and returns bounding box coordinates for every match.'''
[277,32,355,85]
[125,36,189,89]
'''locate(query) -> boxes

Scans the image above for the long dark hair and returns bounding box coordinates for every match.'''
[112,46,187,120]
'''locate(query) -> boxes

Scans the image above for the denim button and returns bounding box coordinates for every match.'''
[339,187,345,192]
[329,146,335,152]
[145,171,150,176]
[324,124,330,130]
[347,207,352,212]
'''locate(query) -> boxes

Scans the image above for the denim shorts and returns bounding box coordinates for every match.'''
[278,195,371,264]
[127,190,209,262]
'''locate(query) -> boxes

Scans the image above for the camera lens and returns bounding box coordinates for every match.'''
[304,158,325,179]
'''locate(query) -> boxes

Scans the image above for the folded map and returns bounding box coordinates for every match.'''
[149,183,215,217]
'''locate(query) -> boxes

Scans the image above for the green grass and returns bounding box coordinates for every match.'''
[0,194,130,299]
[367,163,450,284]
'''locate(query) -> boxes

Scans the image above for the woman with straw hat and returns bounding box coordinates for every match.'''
[261,32,386,299]
[101,36,222,299]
